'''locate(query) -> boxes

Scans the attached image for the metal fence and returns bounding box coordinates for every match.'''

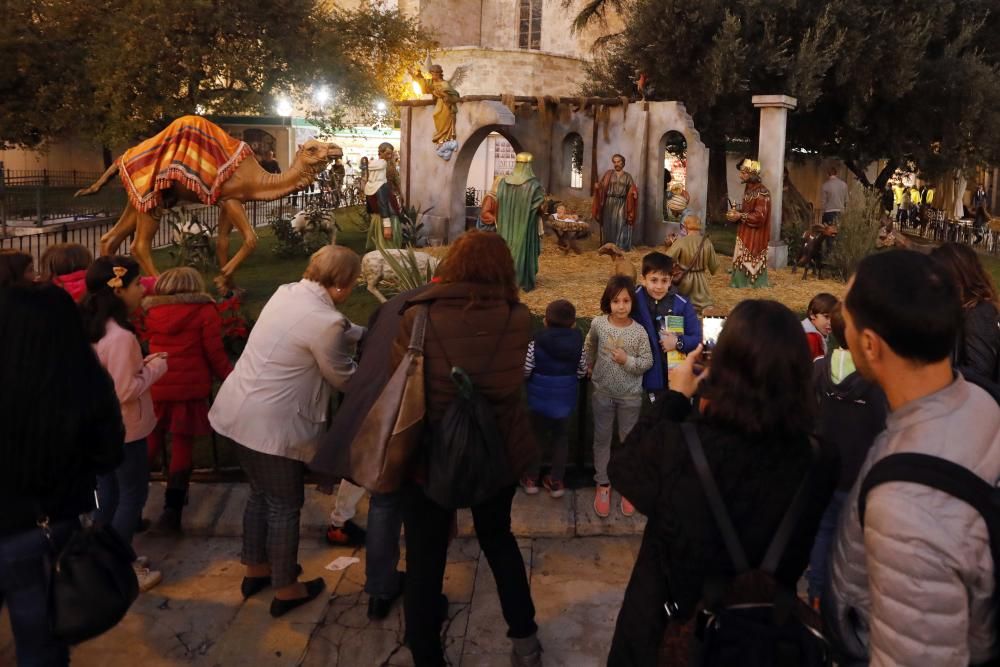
[0,166,128,228]
[0,193,323,265]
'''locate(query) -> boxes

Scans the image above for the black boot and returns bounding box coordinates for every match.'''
[156,471,190,533]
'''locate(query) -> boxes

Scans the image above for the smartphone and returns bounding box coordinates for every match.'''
[702,316,726,361]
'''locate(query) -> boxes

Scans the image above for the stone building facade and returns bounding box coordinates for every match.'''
[337,0,622,97]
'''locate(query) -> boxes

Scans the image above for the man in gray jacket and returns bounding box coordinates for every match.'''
[827,250,1000,666]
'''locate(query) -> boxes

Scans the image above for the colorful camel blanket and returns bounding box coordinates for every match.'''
[118,115,252,212]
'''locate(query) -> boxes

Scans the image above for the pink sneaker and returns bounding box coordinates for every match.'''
[621,496,636,517]
[542,475,566,499]
[520,476,540,495]
[594,485,611,518]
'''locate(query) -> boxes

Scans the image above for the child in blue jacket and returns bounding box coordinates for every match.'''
[634,252,701,398]
[521,299,587,498]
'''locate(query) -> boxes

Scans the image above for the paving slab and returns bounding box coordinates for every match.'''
[573,488,647,536]
[183,483,233,536]
[213,483,250,537]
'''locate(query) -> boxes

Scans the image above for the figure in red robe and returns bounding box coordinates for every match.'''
[726,158,771,288]
[592,154,639,250]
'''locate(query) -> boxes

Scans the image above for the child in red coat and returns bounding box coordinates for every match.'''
[802,292,838,360]
[143,267,233,531]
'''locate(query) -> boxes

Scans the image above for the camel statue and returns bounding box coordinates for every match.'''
[75,115,342,289]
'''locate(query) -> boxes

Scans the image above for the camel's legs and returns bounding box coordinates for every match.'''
[217,199,258,281]
[129,209,163,277]
[99,205,138,256]
[216,203,234,270]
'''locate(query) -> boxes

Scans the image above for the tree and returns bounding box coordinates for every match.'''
[578,0,1000,216]
[0,0,433,151]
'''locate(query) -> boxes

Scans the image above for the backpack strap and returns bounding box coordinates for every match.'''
[859,453,1000,531]
[407,305,430,354]
[682,422,750,571]
[858,453,1000,628]
[760,437,820,574]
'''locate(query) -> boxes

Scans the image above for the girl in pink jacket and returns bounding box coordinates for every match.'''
[80,256,168,592]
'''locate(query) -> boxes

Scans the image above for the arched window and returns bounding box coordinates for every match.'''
[518,0,542,50]
[662,131,688,221]
[562,133,584,189]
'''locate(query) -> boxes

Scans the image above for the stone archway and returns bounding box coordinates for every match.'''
[399,96,708,246]
[449,124,525,237]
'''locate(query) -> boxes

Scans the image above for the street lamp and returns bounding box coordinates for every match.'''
[275,97,293,117]
[314,85,330,108]
[373,101,388,131]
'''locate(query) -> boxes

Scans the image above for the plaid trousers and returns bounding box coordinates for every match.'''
[236,445,305,588]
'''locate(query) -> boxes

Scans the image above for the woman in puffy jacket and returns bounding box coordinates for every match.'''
[931,243,1000,387]
[143,267,233,532]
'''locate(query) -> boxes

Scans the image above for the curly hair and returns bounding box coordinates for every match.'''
[701,299,815,437]
[436,231,519,302]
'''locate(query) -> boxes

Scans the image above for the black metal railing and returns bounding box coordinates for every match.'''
[0,193,323,266]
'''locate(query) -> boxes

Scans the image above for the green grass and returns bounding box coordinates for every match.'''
[151,205,381,322]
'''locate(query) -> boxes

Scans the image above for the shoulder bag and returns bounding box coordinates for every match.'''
[350,304,429,493]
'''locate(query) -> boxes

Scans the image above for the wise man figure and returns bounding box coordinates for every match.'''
[726,158,771,288]
[592,154,639,250]
[496,153,545,291]
[364,142,403,249]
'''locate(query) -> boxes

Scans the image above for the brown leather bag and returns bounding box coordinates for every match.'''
[350,305,429,493]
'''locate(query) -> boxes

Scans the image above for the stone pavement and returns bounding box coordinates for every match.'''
[0,483,644,666]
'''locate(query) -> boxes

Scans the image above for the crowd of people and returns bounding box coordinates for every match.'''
[0,229,999,666]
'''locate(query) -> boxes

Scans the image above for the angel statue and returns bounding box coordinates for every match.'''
[411,62,467,160]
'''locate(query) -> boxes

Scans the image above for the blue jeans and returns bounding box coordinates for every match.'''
[365,492,404,600]
[96,439,149,547]
[0,521,73,666]
[806,490,847,600]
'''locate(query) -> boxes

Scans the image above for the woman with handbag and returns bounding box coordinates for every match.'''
[209,245,364,618]
[391,231,542,667]
[606,300,838,666]
[0,284,126,665]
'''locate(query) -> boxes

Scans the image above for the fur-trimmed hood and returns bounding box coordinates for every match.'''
[142,292,216,309]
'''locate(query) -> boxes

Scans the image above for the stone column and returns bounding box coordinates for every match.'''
[752,94,797,269]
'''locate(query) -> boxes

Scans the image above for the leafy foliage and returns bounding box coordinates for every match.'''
[166,210,216,271]
[580,0,1000,186]
[828,186,882,281]
[375,246,437,296]
[1,0,434,149]
[268,205,338,258]
[400,204,431,248]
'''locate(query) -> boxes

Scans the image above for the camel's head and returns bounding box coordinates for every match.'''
[294,139,343,174]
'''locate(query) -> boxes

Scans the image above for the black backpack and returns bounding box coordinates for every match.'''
[423,310,513,509]
[681,423,832,667]
[859,453,1000,667]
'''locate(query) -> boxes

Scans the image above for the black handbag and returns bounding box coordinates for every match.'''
[40,514,139,645]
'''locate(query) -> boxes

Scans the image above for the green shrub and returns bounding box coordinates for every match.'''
[828,185,881,281]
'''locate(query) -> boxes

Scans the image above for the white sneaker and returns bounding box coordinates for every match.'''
[133,563,163,592]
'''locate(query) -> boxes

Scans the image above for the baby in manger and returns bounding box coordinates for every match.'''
[549,203,590,254]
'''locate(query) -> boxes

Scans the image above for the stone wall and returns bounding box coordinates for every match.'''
[400,99,708,246]
[435,48,592,97]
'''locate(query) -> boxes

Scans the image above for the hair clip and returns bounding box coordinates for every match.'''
[106,266,127,289]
